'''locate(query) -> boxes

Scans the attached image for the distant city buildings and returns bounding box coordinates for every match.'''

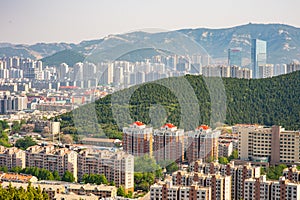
[251,39,267,79]
[228,48,242,67]
[0,92,28,114]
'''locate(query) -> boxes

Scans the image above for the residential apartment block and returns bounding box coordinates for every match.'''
[25,145,78,181]
[153,123,184,163]
[236,125,300,164]
[123,121,153,157]
[0,146,25,169]
[171,171,231,200]
[150,178,211,200]
[190,160,260,200]
[244,175,300,200]
[186,125,220,163]
[77,149,134,192]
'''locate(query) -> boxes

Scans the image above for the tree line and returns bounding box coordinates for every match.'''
[57,71,300,140]
[0,182,48,200]
[0,166,75,183]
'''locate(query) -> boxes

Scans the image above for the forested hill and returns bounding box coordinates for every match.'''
[58,71,300,139]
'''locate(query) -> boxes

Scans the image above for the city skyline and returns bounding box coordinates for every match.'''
[1,0,300,44]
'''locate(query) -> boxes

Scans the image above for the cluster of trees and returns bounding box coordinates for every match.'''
[117,186,133,198]
[0,166,75,182]
[58,71,300,139]
[0,121,11,147]
[218,149,239,164]
[261,164,288,180]
[15,137,37,150]
[82,174,108,185]
[0,183,48,200]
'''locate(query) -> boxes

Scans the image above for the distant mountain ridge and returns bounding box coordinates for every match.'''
[1,23,300,65]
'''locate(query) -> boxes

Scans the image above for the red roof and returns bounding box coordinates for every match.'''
[197,125,210,130]
[164,123,176,128]
[133,121,144,126]
[60,86,78,89]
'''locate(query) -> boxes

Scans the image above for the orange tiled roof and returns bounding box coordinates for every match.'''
[164,123,176,128]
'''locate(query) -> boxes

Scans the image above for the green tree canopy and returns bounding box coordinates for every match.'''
[62,171,75,182]
[15,136,37,150]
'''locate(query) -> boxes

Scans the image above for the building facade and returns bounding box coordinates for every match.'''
[123,121,153,157]
[0,146,25,169]
[251,39,267,79]
[153,124,184,163]
[25,145,78,181]
[186,125,220,163]
[228,48,242,67]
[236,125,300,164]
[77,149,134,192]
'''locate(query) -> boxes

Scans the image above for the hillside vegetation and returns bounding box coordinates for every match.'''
[58,71,300,139]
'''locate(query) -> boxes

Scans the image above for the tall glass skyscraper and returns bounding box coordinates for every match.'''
[251,39,267,79]
[228,48,242,67]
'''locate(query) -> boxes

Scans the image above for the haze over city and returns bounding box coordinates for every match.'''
[1,0,300,44]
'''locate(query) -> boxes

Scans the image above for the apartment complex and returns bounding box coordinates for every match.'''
[0,146,25,169]
[123,121,153,157]
[77,149,134,192]
[171,171,231,200]
[236,125,300,164]
[190,160,260,200]
[153,123,184,163]
[244,176,300,200]
[186,125,220,163]
[25,145,78,181]
[0,145,134,192]
[0,92,28,114]
[151,160,263,200]
[123,122,220,164]
[150,178,211,200]
[202,65,252,79]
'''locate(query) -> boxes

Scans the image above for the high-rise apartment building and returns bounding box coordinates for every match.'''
[153,123,184,163]
[122,121,153,157]
[251,39,267,78]
[287,61,300,74]
[186,125,220,163]
[259,64,274,78]
[228,48,242,67]
[77,149,134,192]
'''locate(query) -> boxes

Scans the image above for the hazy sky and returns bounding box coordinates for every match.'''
[1,0,300,44]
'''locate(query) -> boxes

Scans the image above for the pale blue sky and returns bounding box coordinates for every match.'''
[1,0,299,44]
